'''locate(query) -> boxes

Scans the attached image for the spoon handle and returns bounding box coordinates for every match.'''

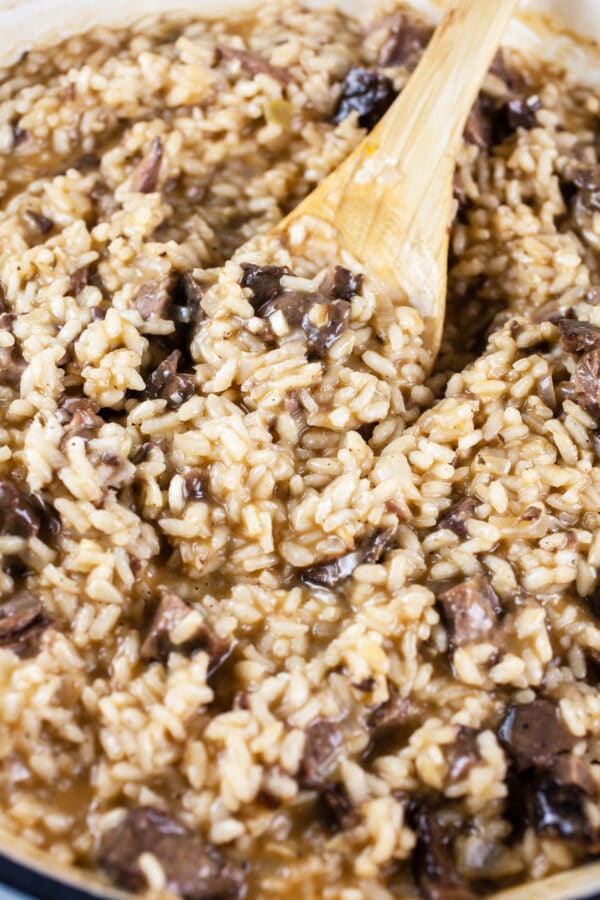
[374,0,519,176]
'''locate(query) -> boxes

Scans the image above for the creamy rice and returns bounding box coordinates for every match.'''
[1,3,600,898]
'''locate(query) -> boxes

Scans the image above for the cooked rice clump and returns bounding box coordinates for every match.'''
[1,3,600,898]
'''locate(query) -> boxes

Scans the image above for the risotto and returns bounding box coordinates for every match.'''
[1,2,600,898]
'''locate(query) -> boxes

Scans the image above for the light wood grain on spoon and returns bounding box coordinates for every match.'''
[278,0,518,362]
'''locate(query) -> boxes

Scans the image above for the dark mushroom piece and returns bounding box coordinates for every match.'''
[144,350,195,409]
[131,137,163,194]
[332,68,397,131]
[464,97,493,150]
[321,265,364,302]
[141,591,230,674]
[367,688,417,742]
[299,719,343,789]
[528,770,597,846]
[318,782,356,832]
[411,807,477,900]
[57,397,103,449]
[301,526,398,590]
[575,351,600,423]
[218,45,293,85]
[545,754,597,798]
[24,209,54,235]
[69,265,90,296]
[437,575,501,648]
[498,698,577,771]
[176,272,206,328]
[135,272,180,321]
[182,468,209,501]
[98,806,246,898]
[240,263,290,311]
[0,344,26,391]
[558,318,600,355]
[584,582,600,621]
[378,13,433,71]
[444,727,480,786]
[436,497,479,539]
[0,480,41,539]
[0,590,49,658]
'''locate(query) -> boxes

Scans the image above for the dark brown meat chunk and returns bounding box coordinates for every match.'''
[141,591,229,673]
[378,13,432,70]
[0,345,26,390]
[240,263,289,311]
[333,68,397,131]
[0,480,41,539]
[559,318,600,355]
[444,727,480,786]
[135,272,179,320]
[182,468,208,501]
[318,782,356,832]
[145,350,195,409]
[219,45,293,85]
[58,398,103,448]
[575,351,600,423]
[0,590,49,657]
[24,209,54,235]
[498,698,577,770]
[299,719,342,788]
[437,575,501,647]
[411,808,476,900]
[98,806,245,898]
[131,137,163,193]
[301,526,398,589]
[437,497,478,539]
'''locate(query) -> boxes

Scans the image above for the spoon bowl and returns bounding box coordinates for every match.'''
[276,0,518,363]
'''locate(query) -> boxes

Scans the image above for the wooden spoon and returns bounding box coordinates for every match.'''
[276,0,518,363]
